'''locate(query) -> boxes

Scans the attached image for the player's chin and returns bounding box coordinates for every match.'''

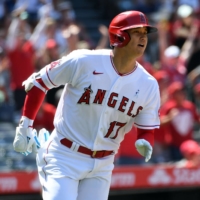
[136,49,145,57]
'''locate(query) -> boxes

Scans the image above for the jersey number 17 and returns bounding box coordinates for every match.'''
[104,121,126,139]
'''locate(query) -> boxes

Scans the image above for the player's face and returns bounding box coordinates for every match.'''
[126,27,148,57]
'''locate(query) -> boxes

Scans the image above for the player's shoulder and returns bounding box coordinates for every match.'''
[68,49,111,58]
[136,62,158,87]
[61,49,111,65]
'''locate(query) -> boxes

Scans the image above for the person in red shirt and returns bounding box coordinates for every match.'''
[161,45,187,84]
[152,70,172,163]
[8,41,35,111]
[7,37,35,112]
[153,70,170,105]
[161,81,200,161]
[176,140,200,168]
[6,14,35,112]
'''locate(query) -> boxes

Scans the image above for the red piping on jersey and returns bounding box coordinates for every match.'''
[42,140,52,182]
[110,53,138,76]
[134,122,160,128]
[42,156,47,181]
[46,66,57,86]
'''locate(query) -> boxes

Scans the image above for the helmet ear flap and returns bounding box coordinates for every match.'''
[116,35,124,42]
[109,29,130,48]
[116,31,130,47]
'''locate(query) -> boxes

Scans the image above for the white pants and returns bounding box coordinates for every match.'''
[36,130,115,200]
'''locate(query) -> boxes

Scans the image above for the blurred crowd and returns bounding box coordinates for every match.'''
[1,0,200,168]
[0,0,109,126]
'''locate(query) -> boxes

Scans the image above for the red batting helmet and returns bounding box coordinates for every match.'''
[109,11,157,48]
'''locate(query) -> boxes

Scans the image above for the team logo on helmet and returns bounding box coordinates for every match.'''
[139,13,146,24]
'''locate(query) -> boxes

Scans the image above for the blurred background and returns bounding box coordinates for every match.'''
[1,0,200,199]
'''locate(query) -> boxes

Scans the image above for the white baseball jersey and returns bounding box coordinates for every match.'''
[38,49,160,152]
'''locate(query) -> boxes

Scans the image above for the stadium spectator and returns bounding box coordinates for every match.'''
[153,70,170,105]
[14,0,43,29]
[0,46,14,122]
[170,4,200,49]
[35,38,63,106]
[160,81,200,161]
[30,17,68,56]
[151,70,172,163]
[57,1,76,27]
[62,23,109,54]
[62,24,83,54]
[158,12,199,84]
[193,83,200,111]
[35,38,60,71]
[187,65,200,88]
[0,46,10,102]
[162,45,186,83]
[38,0,75,27]
[6,11,36,112]
[176,140,200,168]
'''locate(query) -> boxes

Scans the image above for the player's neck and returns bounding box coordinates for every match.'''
[111,49,137,74]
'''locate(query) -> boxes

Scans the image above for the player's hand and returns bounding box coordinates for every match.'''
[14,127,50,156]
[21,129,41,156]
[13,126,36,155]
[38,128,50,147]
[21,128,50,156]
[22,73,36,92]
[135,139,153,162]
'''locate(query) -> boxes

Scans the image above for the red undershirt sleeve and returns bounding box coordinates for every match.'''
[22,86,46,120]
[137,128,155,146]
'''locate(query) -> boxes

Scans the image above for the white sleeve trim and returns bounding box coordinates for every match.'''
[32,79,47,93]
[22,73,47,93]
[134,122,160,129]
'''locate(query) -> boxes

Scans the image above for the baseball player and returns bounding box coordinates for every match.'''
[13,11,160,200]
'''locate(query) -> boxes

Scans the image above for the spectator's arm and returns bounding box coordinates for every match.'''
[63,24,80,53]
[6,18,19,50]
[160,108,179,125]
[95,25,109,49]
[157,20,170,65]
[179,25,198,63]
[29,18,48,50]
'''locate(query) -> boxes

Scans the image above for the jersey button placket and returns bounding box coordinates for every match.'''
[92,104,107,149]
[93,78,119,150]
